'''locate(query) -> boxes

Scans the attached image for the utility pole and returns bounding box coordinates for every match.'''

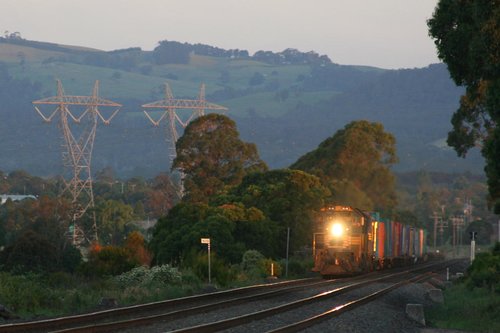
[430,211,440,249]
[285,227,290,277]
[470,231,477,263]
[450,215,465,256]
[430,211,447,248]
[142,83,227,197]
[33,80,121,246]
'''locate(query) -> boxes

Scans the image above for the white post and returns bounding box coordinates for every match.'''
[271,263,274,276]
[201,238,211,284]
[285,227,290,277]
[471,240,475,263]
[208,242,211,284]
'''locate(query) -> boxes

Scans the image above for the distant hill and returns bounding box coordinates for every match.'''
[0,36,481,178]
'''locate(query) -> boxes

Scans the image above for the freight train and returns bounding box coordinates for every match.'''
[312,205,427,277]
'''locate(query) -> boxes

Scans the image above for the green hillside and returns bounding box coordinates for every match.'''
[0,37,481,178]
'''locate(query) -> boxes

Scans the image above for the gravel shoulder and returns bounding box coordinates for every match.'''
[302,259,473,333]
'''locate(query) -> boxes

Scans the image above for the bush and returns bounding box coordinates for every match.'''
[115,264,182,287]
[426,282,500,332]
[61,245,83,273]
[0,267,200,320]
[0,230,59,274]
[78,246,136,277]
[282,258,313,278]
[241,250,281,280]
[466,242,500,293]
[0,272,61,316]
[188,252,237,287]
[241,250,264,271]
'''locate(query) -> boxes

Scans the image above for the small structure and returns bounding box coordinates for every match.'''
[0,194,37,205]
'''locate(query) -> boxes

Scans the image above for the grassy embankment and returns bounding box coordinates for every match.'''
[426,283,499,332]
[426,243,500,332]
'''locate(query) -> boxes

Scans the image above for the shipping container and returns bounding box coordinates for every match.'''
[377,221,386,259]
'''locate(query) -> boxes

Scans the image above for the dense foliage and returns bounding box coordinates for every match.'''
[149,168,328,266]
[227,169,329,253]
[428,0,500,213]
[291,120,398,213]
[0,230,74,274]
[173,114,267,203]
[466,242,500,293]
[426,243,500,332]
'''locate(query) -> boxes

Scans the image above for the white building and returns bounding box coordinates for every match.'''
[0,194,37,204]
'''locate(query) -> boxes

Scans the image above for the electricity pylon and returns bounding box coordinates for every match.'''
[142,83,227,195]
[33,80,121,245]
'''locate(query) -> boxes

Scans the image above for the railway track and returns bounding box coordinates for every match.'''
[170,261,452,333]
[267,270,433,333]
[0,277,327,333]
[0,259,459,333]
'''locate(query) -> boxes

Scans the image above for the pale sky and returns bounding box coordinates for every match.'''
[1,0,440,69]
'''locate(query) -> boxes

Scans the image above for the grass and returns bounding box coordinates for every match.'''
[4,40,332,121]
[0,43,67,62]
[9,61,167,100]
[224,90,339,118]
[0,271,199,319]
[425,282,500,332]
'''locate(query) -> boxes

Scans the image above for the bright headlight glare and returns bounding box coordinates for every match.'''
[330,223,344,237]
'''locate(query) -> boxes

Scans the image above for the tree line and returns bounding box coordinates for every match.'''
[0,114,496,280]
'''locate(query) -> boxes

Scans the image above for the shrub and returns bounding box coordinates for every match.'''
[148,265,182,285]
[241,250,281,279]
[115,266,149,286]
[466,242,500,293]
[115,264,183,288]
[61,245,83,273]
[0,272,61,316]
[241,250,264,271]
[1,230,59,274]
[282,258,313,278]
[79,246,135,277]
[188,252,237,287]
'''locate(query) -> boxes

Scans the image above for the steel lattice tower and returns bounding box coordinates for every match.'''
[142,83,227,194]
[33,80,121,245]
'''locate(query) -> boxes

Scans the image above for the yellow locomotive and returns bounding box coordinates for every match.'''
[313,206,426,277]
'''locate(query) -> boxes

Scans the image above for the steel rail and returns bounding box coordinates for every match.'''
[46,264,438,333]
[169,260,454,333]
[0,260,458,333]
[0,278,319,333]
[267,272,433,333]
[50,279,336,333]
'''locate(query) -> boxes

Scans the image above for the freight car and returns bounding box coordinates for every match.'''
[312,205,427,277]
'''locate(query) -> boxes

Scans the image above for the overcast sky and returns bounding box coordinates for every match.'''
[2,0,440,69]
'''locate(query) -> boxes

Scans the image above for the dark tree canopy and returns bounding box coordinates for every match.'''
[149,169,329,264]
[173,114,268,203]
[229,169,330,253]
[428,0,500,212]
[0,230,59,273]
[149,202,269,264]
[153,41,191,65]
[291,120,398,213]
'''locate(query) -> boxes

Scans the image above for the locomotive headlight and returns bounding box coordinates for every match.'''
[330,223,344,237]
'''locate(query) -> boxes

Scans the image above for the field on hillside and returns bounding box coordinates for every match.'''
[4,42,322,118]
[0,38,485,176]
[6,49,308,90]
